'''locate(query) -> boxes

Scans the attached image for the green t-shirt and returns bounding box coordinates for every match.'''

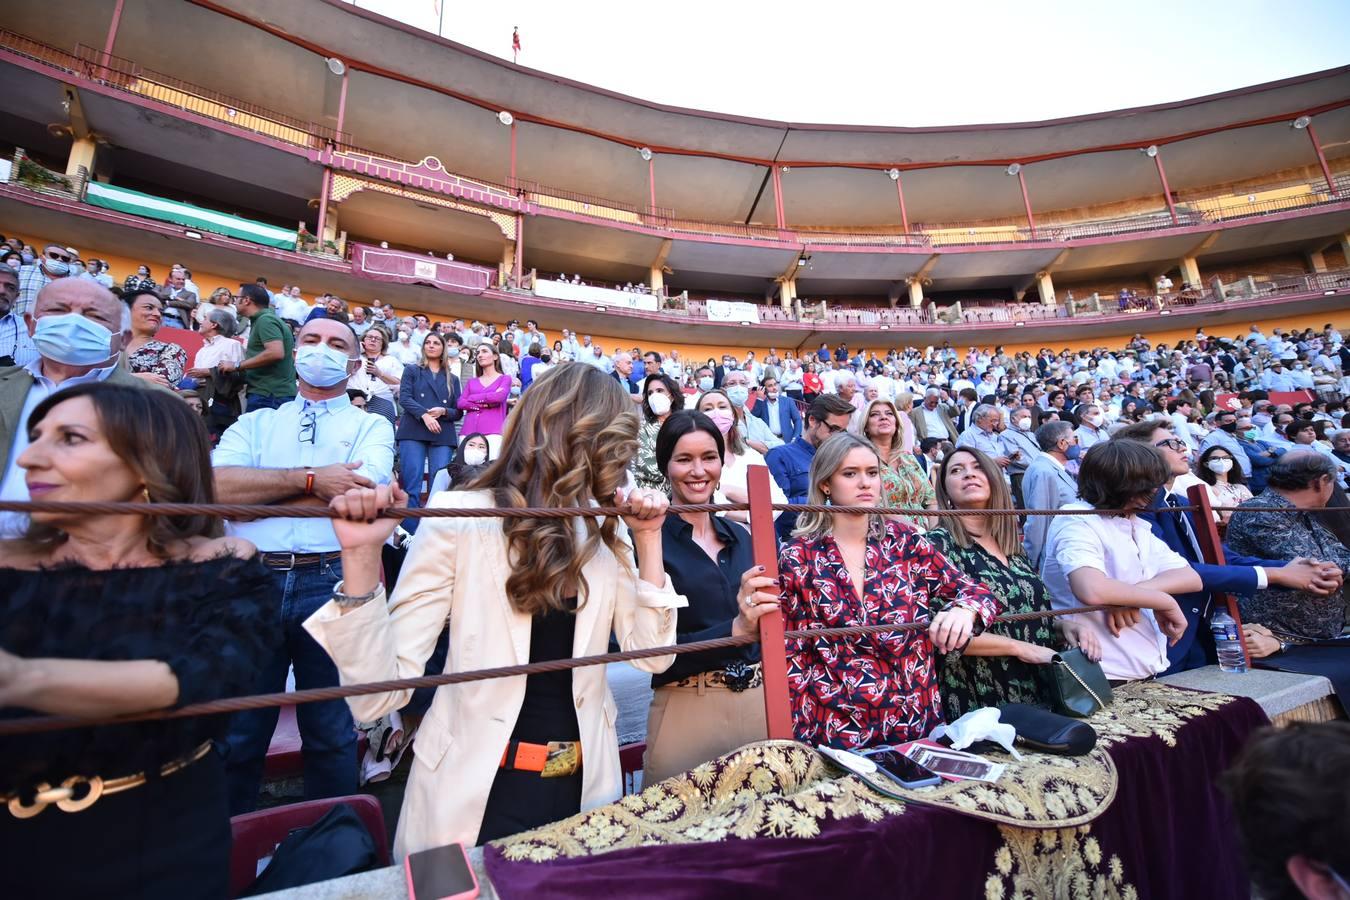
[244,307,297,399]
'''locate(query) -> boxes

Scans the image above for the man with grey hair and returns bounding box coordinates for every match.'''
[0,278,148,536]
[187,306,247,438]
[1021,420,1081,569]
[0,262,36,367]
[956,403,1011,469]
[910,386,958,441]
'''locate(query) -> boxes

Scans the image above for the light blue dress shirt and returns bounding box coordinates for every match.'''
[212,394,395,552]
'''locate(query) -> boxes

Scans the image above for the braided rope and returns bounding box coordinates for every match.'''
[0,499,1322,519]
[0,604,1105,737]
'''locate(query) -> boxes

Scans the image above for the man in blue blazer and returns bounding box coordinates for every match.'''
[751,376,802,445]
[1115,421,1336,674]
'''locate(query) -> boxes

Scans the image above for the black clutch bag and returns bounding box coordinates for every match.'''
[997,703,1098,756]
[1048,648,1114,718]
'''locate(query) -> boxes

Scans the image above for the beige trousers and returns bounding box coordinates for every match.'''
[642,680,769,785]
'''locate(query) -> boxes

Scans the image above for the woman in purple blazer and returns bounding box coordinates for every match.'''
[458,342,513,440]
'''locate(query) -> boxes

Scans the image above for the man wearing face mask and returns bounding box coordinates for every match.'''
[1074,403,1108,450]
[0,278,150,537]
[16,244,74,316]
[751,376,802,444]
[217,284,296,412]
[1201,410,1253,479]
[1021,421,1082,569]
[1000,407,1041,507]
[722,370,782,453]
[212,317,395,815]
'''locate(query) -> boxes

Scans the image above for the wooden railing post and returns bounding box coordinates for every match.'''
[747,465,794,740]
[1186,484,1252,667]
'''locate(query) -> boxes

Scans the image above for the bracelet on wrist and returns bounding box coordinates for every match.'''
[332,580,381,609]
[304,469,316,495]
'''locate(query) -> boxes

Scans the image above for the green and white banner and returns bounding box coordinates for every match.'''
[85,182,296,250]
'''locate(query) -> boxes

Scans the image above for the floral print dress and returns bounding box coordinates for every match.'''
[126,339,187,384]
[778,520,999,750]
[922,529,1059,722]
[633,418,669,494]
[880,450,935,527]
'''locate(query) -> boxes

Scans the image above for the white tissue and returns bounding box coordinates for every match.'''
[929,707,1023,761]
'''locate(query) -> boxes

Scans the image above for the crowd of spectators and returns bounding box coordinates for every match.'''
[0,231,1347,895]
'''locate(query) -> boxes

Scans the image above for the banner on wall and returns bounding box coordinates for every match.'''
[705,299,761,324]
[352,243,493,294]
[535,279,659,312]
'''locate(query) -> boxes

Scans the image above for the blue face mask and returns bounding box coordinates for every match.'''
[1064,443,1083,461]
[31,313,115,366]
[447,348,461,358]
[295,344,354,387]
[698,376,714,392]
[726,385,750,407]
[42,258,70,277]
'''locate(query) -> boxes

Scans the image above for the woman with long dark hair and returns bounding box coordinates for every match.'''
[634,373,684,493]
[396,332,461,529]
[308,363,686,853]
[0,383,274,899]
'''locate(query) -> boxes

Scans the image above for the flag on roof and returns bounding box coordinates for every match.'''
[512,26,521,53]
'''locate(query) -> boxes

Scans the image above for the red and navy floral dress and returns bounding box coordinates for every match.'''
[778,520,1000,750]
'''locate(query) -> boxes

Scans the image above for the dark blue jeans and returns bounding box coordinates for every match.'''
[398,439,453,532]
[246,393,295,413]
[224,556,357,815]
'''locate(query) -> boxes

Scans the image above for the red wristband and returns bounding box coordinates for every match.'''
[304,469,316,495]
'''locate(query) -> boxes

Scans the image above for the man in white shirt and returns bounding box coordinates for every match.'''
[409,314,431,350]
[1040,440,1197,682]
[212,317,394,815]
[956,403,1011,472]
[1020,421,1081,568]
[661,349,684,381]
[1074,404,1108,450]
[390,325,421,367]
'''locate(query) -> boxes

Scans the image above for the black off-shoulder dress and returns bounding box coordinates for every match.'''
[0,555,278,900]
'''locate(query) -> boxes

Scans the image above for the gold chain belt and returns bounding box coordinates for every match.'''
[5,741,214,819]
[669,662,763,692]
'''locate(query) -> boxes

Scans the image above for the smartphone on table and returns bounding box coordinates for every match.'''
[405,843,479,900]
[860,746,942,789]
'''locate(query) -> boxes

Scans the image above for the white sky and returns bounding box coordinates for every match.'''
[349,0,1350,126]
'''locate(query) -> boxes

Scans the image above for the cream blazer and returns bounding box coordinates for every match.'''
[304,489,686,857]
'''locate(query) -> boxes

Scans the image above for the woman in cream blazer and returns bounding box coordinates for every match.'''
[305,364,686,857]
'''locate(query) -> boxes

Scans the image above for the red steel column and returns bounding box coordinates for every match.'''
[316,167,332,243]
[102,0,125,61]
[771,166,786,230]
[513,213,525,286]
[648,156,656,214]
[748,466,794,741]
[1154,153,1178,225]
[1304,123,1338,195]
[895,172,910,233]
[335,70,349,136]
[1017,168,1036,237]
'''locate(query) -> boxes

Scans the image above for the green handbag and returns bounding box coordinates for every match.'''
[1048,648,1114,718]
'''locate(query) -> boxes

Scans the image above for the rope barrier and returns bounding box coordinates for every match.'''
[0,605,1106,737]
[0,499,1330,519]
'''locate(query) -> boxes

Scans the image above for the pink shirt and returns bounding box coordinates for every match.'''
[457,374,512,435]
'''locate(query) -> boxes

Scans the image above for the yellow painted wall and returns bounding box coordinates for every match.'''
[11,229,1349,362]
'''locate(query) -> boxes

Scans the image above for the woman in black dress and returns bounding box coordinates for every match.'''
[0,383,275,899]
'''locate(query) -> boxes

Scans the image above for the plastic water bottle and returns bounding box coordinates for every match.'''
[1210,609,1247,674]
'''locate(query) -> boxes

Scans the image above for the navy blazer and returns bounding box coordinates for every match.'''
[396,364,462,445]
[1140,487,1282,674]
[751,396,803,444]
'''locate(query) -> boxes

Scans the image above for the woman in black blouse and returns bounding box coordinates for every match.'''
[0,383,274,900]
[642,410,779,783]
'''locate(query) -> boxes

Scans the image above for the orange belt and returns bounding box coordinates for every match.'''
[499,740,582,778]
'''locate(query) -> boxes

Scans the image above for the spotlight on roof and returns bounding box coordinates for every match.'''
[1006,163,1021,176]
[781,166,791,174]
[1142,145,1159,157]
[886,168,900,181]
[326,57,346,76]
[1325,289,1337,295]
[226,108,238,117]
[1292,116,1312,130]
[498,110,514,126]
[184,230,203,240]
[797,255,810,267]
[638,147,653,161]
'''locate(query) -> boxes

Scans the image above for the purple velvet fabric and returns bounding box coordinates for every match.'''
[484,692,1268,900]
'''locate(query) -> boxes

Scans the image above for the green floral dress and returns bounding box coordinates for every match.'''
[923,528,1058,722]
[633,419,669,494]
[880,451,935,528]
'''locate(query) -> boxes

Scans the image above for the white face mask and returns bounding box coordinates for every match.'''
[646,392,672,416]
[1013,418,1031,430]
[462,447,488,467]
[1205,458,1234,475]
